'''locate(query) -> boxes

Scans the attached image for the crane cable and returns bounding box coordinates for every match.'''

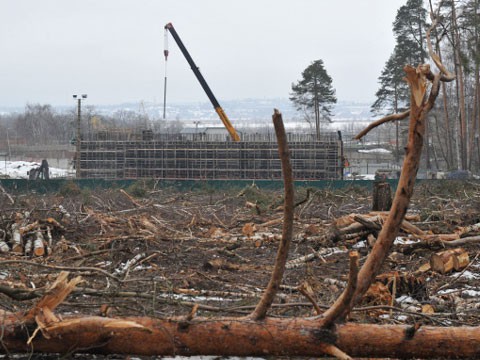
[163,28,169,120]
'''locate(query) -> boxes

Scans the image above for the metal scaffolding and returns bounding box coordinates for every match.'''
[78,132,343,180]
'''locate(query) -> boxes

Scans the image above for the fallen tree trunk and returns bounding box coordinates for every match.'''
[2,314,480,358]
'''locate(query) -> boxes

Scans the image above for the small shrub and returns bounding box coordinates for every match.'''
[125,181,148,198]
[80,188,93,205]
[58,181,81,197]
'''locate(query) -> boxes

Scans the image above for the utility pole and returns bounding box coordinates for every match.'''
[73,94,87,178]
[6,128,11,160]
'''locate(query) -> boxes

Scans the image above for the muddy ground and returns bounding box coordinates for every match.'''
[1,180,480,350]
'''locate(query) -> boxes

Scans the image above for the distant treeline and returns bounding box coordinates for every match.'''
[0,103,184,147]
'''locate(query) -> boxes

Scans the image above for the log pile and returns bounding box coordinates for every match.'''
[0,215,65,256]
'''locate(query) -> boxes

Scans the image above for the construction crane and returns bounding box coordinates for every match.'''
[164,22,240,141]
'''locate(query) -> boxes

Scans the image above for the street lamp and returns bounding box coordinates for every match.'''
[73,94,87,178]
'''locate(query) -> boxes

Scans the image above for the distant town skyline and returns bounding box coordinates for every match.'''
[1,0,406,107]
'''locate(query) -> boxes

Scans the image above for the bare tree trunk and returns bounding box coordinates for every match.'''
[351,65,430,304]
[3,314,480,359]
[433,113,449,169]
[469,69,479,170]
[314,77,321,140]
[429,0,453,169]
[348,6,456,304]
[452,2,468,169]
[443,86,454,169]
[454,108,463,170]
[249,109,294,321]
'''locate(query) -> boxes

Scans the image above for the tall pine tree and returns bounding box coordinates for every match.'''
[371,0,428,163]
[372,0,428,115]
[290,59,337,139]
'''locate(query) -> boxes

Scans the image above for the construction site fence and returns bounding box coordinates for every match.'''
[2,178,477,195]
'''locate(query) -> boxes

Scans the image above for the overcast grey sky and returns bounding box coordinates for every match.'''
[0,0,407,107]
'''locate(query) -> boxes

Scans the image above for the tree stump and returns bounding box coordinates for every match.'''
[372,181,392,211]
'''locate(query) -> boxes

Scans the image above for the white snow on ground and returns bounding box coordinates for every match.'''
[458,270,480,280]
[344,173,376,180]
[394,236,420,245]
[462,289,480,297]
[0,161,72,179]
[358,148,392,154]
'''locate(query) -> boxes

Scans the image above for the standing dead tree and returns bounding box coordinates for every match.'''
[249,109,295,321]
[1,6,474,359]
[314,4,456,326]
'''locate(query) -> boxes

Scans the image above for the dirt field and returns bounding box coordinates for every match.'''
[1,180,480,345]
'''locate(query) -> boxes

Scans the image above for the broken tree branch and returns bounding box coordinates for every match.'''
[297,283,322,315]
[249,109,294,320]
[0,182,14,205]
[355,110,410,140]
[320,251,359,327]
[0,260,121,282]
[25,271,83,320]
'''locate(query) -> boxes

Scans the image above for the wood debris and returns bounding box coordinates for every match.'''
[430,248,470,274]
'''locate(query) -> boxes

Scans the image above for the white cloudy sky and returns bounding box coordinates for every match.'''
[0,0,407,107]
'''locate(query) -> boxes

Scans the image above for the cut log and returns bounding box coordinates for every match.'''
[399,219,426,236]
[353,215,382,231]
[430,248,469,274]
[420,233,460,242]
[0,240,9,253]
[10,224,23,254]
[33,230,45,257]
[416,262,432,274]
[3,314,480,358]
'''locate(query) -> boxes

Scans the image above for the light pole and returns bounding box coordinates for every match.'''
[6,128,11,159]
[73,94,87,178]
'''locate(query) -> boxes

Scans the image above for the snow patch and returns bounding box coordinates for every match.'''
[394,236,420,245]
[353,240,367,249]
[462,289,480,297]
[0,161,71,179]
[457,270,480,280]
[358,148,392,154]
[396,295,418,304]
